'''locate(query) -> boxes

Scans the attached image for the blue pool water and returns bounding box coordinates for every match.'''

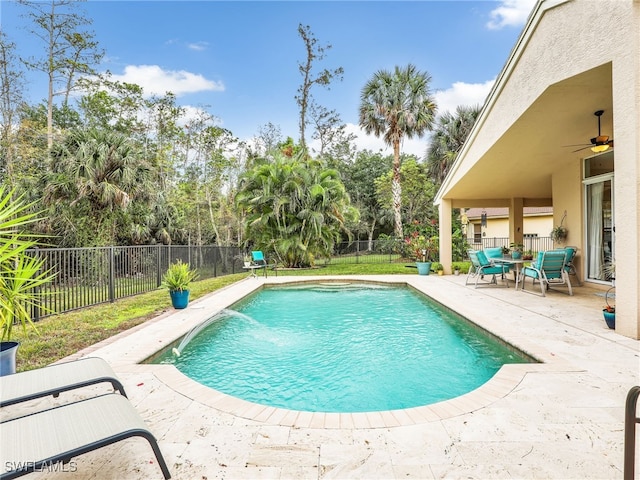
[155,283,530,412]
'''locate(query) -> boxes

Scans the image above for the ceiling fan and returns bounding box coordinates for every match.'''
[566,110,614,153]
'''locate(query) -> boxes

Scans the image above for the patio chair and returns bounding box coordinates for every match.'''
[483,247,505,260]
[0,393,171,479]
[0,357,126,408]
[465,249,510,288]
[563,246,581,286]
[251,251,277,277]
[518,250,573,296]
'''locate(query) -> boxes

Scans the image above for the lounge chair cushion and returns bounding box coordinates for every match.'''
[484,247,503,259]
[476,250,491,266]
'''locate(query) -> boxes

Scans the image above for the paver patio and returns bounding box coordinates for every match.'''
[2,274,638,479]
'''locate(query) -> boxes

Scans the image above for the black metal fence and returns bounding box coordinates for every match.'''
[321,236,556,265]
[26,236,558,319]
[28,244,242,319]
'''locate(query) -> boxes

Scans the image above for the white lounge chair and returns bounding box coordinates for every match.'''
[1,357,126,408]
[0,393,171,479]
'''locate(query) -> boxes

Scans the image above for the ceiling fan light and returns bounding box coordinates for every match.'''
[591,144,610,153]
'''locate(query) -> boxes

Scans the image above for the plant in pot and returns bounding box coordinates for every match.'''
[550,225,568,244]
[162,260,199,309]
[453,265,461,276]
[405,232,438,275]
[500,245,510,257]
[602,262,615,329]
[0,188,56,376]
[509,242,524,259]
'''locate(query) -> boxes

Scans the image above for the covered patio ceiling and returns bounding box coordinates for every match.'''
[443,63,613,208]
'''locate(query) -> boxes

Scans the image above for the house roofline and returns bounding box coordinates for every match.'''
[434,0,571,206]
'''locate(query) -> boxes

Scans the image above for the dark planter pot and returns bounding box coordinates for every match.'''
[170,290,190,309]
[1,341,19,376]
[415,262,432,275]
[603,310,615,329]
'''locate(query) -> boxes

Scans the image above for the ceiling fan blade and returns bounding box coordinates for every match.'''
[572,146,590,153]
[563,143,591,147]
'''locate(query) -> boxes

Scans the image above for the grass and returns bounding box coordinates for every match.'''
[12,261,470,372]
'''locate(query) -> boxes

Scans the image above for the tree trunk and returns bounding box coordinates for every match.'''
[392,140,403,239]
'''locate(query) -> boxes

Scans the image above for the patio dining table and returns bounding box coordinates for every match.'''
[490,257,526,288]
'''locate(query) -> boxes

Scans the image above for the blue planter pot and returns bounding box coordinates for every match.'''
[1,341,19,376]
[511,251,522,260]
[603,310,615,329]
[170,290,190,309]
[416,262,432,275]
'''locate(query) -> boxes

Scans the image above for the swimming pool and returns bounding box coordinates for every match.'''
[154,283,532,412]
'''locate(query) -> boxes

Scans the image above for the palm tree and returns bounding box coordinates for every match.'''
[236,151,356,267]
[359,64,437,239]
[426,104,481,186]
[43,129,152,245]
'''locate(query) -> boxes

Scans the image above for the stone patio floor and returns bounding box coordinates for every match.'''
[3,274,639,479]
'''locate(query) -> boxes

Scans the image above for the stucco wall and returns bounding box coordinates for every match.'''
[441,0,639,338]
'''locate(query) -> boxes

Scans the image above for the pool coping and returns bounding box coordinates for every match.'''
[84,275,586,429]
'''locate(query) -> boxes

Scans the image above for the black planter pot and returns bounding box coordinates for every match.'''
[0,341,19,376]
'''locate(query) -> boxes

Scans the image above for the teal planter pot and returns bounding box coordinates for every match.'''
[0,341,19,376]
[602,310,615,329]
[416,262,432,275]
[170,290,190,309]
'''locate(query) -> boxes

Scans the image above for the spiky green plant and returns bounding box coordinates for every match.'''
[161,260,198,292]
[0,188,56,341]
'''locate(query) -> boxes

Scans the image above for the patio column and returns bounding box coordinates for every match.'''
[510,197,524,245]
[439,199,452,274]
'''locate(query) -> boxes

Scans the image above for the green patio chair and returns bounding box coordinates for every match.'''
[465,249,510,288]
[518,249,573,296]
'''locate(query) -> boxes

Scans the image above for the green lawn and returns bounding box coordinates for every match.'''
[12,262,469,371]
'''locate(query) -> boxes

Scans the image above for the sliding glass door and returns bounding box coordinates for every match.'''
[584,175,614,282]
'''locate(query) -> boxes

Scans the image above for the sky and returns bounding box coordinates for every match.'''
[2,0,537,158]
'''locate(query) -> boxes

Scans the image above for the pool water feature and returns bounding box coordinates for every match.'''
[155,283,531,413]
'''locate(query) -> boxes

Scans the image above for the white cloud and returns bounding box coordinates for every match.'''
[187,41,209,52]
[434,78,495,116]
[486,0,536,30]
[111,65,224,97]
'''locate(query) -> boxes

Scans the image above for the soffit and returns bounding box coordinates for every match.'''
[442,63,613,204]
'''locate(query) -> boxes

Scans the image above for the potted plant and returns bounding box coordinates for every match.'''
[509,242,524,259]
[453,265,461,276]
[162,260,199,309]
[602,263,615,329]
[405,232,438,275]
[433,262,444,275]
[501,245,510,257]
[0,189,56,376]
[550,225,568,243]
[522,250,534,261]
[602,303,615,329]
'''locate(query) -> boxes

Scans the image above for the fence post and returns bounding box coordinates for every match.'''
[356,240,360,264]
[33,247,41,322]
[156,244,162,288]
[108,246,115,303]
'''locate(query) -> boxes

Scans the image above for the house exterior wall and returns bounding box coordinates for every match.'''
[467,216,552,241]
[437,0,639,338]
